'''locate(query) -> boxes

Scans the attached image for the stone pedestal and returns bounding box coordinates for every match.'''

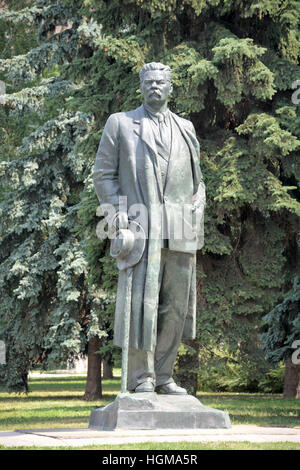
[89,393,231,430]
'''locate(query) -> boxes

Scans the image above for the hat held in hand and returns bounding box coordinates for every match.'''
[110,220,146,270]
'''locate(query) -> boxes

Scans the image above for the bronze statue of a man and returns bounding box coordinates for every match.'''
[93,62,205,394]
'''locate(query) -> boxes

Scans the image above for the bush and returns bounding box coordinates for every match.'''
[198,360,284,394]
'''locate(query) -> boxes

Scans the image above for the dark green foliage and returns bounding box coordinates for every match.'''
[0,1,106,390]
[0,109,97,390]
[261,275,300,365]
[201,361,285,394]
[0,0,299,392]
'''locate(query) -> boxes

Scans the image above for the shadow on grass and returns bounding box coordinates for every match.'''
[1,415,89,429]
[200,401,300,412]
[0,376,121,401]
[0,393,119,403]
[0,403,108,428]
[0,402,106,413]
[229,414,300,427]
[197,393,283,399]
[198,395,300,427]
[29,377,120,383]
[0,395,87,402]
[31,382,120,389]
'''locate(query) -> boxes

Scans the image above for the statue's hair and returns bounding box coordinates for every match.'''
[139,62,172,83]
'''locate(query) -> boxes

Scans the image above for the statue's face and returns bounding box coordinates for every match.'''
[141,70,172,107]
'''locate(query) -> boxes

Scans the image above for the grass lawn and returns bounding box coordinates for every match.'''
[1,442,300,450]
[0,374,299,450]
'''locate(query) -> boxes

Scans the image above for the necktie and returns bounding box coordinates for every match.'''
[157,113,169,150]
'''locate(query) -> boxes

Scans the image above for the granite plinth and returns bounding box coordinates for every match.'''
[89,392,231,430]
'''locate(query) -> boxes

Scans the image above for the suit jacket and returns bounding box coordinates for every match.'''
[93,104,205,351]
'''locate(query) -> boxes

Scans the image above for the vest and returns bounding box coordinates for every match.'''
[149,114,193,248]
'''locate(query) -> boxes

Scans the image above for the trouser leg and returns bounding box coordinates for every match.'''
[155,249,194,386]
[127,348,155,391]
[127,249,193,391]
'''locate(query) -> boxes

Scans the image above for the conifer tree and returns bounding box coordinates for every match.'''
[261,273,300,398]
[0,0,108,395]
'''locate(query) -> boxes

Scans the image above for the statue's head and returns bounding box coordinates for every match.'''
[139,62,173,108]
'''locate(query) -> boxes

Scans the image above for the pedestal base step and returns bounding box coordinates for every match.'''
[89,393,231,430]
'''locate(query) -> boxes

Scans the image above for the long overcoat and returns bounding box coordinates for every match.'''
[93,104,205,352]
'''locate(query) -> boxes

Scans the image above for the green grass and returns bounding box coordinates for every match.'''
[0,375,118,431]
[198,392,300,428]
[0,375,299,450]
[1,375,299,431]
[1,442,300,450]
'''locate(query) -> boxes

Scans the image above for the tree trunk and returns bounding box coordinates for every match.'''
[83,336,102,400]
[283,356,300,398]
[297,377,300,399]
[103,353,113,379]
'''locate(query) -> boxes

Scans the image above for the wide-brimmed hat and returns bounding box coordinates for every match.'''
[110,220,146,270]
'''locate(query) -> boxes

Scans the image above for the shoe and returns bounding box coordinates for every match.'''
[156,382,187,395]
[135,381,155,393]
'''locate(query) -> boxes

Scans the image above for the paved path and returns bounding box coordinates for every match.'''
[1,425,300,447]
